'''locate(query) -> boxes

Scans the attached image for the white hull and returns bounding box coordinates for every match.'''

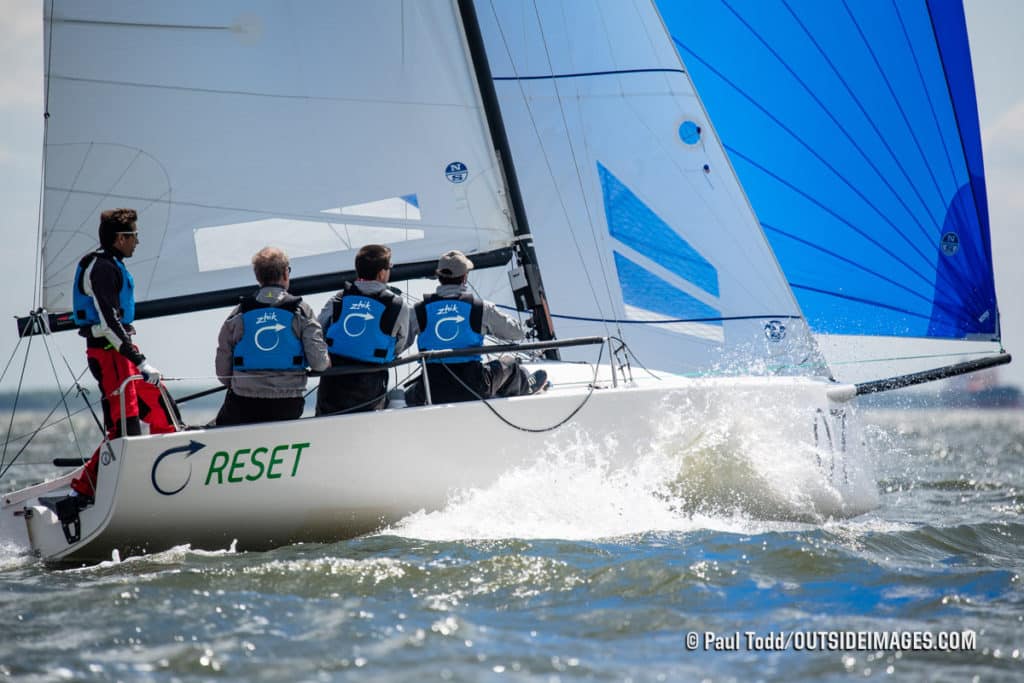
[1,366,870,564]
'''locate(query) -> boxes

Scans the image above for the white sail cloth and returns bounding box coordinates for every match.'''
[42,1,515,310]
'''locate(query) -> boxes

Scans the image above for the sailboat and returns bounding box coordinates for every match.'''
[0,0,1008,564]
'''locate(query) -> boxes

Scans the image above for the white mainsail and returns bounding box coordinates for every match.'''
[42,1,516,313]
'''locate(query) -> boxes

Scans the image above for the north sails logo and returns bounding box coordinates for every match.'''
[445,161,468,183]
[764,320,786,342]
[940,232,960,256]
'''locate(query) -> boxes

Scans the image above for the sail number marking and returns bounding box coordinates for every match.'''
[204,442,310,486]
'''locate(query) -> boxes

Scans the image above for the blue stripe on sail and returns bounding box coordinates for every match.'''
[613,252,722,325]
[493,68,685,82]
[598,162,719,297]
[659,0,998,340]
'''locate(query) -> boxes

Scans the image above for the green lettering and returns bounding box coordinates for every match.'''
[246,447,268,481]
[205,451,229,485]
[228,449,250,483]
[267,444,288,479]
[290,442,309,477]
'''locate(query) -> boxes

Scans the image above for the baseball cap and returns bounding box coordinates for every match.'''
[436,250,474,278]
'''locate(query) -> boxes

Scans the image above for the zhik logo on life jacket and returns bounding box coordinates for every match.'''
[253,310,288,352]
[343,300,374,337]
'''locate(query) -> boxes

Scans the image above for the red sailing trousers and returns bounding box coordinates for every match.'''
[70,347,178,497]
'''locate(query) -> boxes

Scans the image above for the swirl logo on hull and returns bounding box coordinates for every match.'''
[150,440,207,496]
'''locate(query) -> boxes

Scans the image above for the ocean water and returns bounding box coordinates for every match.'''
[0,408,1021,682]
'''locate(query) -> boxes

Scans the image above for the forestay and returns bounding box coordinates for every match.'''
[473,0,826,378]
[663,0,1003,382]
[40,1,515,316]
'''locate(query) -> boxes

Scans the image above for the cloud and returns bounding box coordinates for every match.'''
[983,98,1024,158]
[0,0,43,110]
[982,98,1024,214]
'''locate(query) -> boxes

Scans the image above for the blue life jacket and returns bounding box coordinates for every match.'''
[232,295,306,372]
[414,293,484,364]
[72,251,135,327]
[324,285,403,364]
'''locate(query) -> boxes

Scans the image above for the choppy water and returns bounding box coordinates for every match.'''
[1,408,1021,681]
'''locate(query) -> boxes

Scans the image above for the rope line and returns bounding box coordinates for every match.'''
[436,343,604,434]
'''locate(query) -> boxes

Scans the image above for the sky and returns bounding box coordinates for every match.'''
[0,0,1022,392]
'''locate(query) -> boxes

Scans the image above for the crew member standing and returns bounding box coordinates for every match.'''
[67,208,180,509]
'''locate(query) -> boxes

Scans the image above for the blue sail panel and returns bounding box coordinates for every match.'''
[660,0,998,341]
[792,285,929,338]
[928,0,991,246]
[613,252,723,325]
[599,163,719,297]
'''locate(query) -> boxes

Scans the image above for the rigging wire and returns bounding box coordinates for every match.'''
[0,334,34,476]
[1,394,99,450]
[0,311,105,480]
[34,0,57,309]
[437,343,605,434]
[0,333,27,388]
[606,335,659,382]
[0,381,93,480]
[484,0,614,340]
[527,0,625,344]
[55,348,96,460]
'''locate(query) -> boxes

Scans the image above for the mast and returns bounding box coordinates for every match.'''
[456,0,559,357]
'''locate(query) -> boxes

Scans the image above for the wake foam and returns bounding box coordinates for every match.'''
[388,389,879,541]
[0,541,34,571]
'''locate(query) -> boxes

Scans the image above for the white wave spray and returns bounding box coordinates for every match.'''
[387,388,879,541]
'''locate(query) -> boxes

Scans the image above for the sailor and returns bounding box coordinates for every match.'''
[410,250,547,404]
[62,208,181,515]
[214,247,330,426]
[316,244,417,414]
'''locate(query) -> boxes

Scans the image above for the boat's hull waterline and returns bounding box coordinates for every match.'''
[1,366,869,564]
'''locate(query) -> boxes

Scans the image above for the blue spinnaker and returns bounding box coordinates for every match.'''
[661,0,997,340]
